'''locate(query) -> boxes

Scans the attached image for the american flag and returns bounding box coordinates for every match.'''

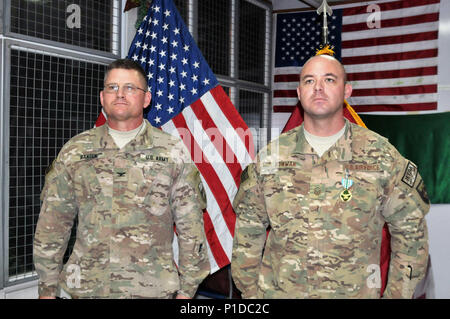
[273,0,440,113]
[96,0,254,273]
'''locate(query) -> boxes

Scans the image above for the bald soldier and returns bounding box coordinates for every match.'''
[231,55,430,298]
[33,59,209,299]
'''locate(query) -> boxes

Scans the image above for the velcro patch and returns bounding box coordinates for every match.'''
[401,161,418,187]
[45,159,56,176]
[241,165,258,191]
[416,179,430,204]
[240,166,249,183]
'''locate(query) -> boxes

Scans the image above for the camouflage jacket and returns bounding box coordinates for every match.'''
[33,120,209,298]
[231,121,430,299]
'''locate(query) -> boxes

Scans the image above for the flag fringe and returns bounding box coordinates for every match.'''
[344,100,366,128]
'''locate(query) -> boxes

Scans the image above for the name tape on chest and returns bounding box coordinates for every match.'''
[80,153,102,160]
[278,161,298,168]
[259,160,299,175]
[79,152,170,164]
[344,164,381,171]
[141,154,169,162]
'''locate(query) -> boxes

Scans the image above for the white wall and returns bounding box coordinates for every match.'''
[0,280,38,299]
[122,1,138,57]
[426,205,450,298]
[426,0,450,299]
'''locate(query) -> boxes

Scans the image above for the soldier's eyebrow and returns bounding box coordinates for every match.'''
[301,74,314,81]
[324,73,338,78]
[300,73,338,81]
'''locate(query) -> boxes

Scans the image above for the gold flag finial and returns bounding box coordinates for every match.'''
[315,44,335,56]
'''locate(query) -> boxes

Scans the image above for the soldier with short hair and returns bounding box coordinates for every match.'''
[231,54,430,298]
[33,59,209,299]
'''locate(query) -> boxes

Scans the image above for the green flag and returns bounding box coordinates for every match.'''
[360,112,450,203]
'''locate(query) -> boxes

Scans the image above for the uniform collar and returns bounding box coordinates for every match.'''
[125,119,154,151]
[293,118,353,162]
[97,119,154,151]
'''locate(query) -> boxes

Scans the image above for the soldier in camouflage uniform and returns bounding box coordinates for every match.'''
[231,55,430,298]
[33,59,209,298]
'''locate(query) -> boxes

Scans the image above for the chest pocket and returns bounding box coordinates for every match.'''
[131,156,174,216]
[70,157,109,228]
[330,168,383,235]
[262,166,309,235]
[72,160,104,203]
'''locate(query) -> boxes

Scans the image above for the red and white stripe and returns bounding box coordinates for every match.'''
[164,85,254,272]
[273,0,440,113]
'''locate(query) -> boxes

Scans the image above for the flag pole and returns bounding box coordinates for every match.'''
[316,0,333,46]
[314,0,366,127]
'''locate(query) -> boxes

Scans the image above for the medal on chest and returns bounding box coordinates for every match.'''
[340,169,353,202]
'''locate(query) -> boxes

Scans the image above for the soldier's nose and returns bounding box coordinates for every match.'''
[314,82,323,91]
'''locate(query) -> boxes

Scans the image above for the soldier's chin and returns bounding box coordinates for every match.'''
[305,110,334,120]
[305,106,342,120]
[106,113,133,124]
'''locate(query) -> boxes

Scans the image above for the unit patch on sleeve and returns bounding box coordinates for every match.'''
[416,179,430,204]
[401,161,418,188]
[240,166,249,184]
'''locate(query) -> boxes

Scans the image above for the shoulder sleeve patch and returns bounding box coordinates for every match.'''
[239,164,258,191]
[240,166,249,184]
[401,161,418,188]
[416,178,430,204]
[45,158,56,177]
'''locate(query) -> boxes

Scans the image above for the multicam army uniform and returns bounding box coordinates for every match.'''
[33,119,209,298]
[231,120,429,299]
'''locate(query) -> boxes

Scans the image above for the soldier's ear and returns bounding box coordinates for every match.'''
[143,91,151,109]
[100,90,105,107]
[344,83,352,99]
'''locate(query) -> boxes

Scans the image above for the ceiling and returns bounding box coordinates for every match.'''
[297,0,364,9]
[272,0,369,11]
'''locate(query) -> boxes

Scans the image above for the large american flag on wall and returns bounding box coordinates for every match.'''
[96,0,254,273]
[273,0,440,113]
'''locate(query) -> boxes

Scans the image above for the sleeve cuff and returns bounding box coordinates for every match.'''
[38,282,58,297]
[177,286,197,299]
